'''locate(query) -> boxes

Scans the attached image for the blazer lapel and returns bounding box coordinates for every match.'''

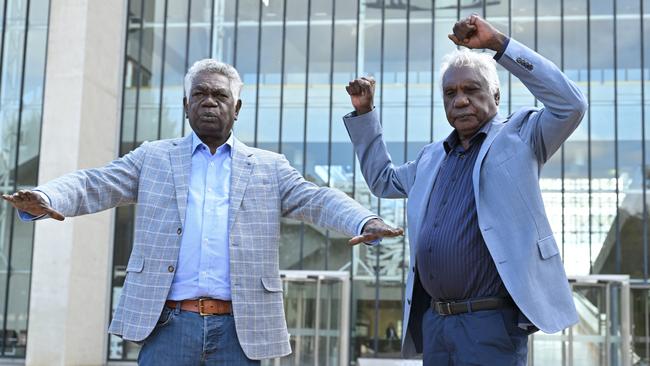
[228,137,254,232]
[169,134,193,226]
[412,143,446,241]
[472,115,507,212]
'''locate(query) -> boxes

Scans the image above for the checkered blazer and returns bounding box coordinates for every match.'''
[36,134,373,360]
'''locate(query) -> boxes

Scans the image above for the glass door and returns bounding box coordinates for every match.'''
[265,270,350,366]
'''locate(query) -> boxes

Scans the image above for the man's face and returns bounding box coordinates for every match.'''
[184,71,241,142]
[442,65,499,137]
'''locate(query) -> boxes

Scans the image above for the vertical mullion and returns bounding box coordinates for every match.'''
[614,0,620,273]
[233,0,239,68]
[181,0,192,137]
[324,0,336,270]
[401,0,410,307]
[374,0,385,357]
[586,0,588,274]
[26,0,51,356]
[157,0,169,141]
[208,0,215,56]
[641,0,648,282]
[253,1,262,147]
[132,0,146,146]
[430,1,434,143]
[299,0,312,270]
[278,0,287,154]
[118,0,133,155]
[534,0,538,108]
[0,0,8,106]
[113,0,134,357]
[508,0,512,115]
[350,1,361,363]
[560,0,566,262]
[3,0,31,355]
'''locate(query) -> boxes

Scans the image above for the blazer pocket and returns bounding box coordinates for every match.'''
[537,236,559,260]
[261,276,283,293]
[126,255,145,273]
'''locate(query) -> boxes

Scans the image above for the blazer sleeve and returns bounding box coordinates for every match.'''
[276,154,374,237]
[497,38,588,164]
[343,108,420,199]
[34,144,147,217]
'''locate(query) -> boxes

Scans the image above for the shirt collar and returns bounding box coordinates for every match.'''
[191,131,234,157]
[443,119,493,153]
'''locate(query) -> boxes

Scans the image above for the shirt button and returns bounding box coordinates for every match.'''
[177,227,182,235]
[168,265,175,273]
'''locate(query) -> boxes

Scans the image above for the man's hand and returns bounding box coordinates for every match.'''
[2,190,65,221]
[448,14,507,52]
[346,77,375,115]
[349,218,404,245]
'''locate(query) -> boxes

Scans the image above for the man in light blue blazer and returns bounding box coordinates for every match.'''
[3,60,403,364]
[344,15,586,365]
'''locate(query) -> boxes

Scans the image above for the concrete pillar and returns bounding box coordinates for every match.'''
[26,0,126,364]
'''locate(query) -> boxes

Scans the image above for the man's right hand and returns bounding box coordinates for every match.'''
[346,77,375,115]
[2,190,65,221]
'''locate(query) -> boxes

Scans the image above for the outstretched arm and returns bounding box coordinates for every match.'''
[3,146,146,220]
[277,154,403,245]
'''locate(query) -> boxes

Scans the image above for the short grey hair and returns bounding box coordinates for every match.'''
[184,59,244,100]
[440,49,500,96]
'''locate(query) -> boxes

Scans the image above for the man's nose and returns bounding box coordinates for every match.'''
[453,94,469,107]
[202,97,218,107]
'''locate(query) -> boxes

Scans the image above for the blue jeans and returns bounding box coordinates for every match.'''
[137,305,260,366]
[422,305,529,366]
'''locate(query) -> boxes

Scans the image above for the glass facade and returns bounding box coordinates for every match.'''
[110,0,650,364]
[0,0,50,358]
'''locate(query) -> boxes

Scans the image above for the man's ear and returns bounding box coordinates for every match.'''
[494,90,500,106]
[234,99,242,120]
[183,96,188,119]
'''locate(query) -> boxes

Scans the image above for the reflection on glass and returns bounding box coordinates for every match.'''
[0,0,50,358]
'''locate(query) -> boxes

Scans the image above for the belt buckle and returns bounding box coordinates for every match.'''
[446,302,453,315]
[198,298,209,316]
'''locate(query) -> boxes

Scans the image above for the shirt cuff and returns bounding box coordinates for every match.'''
[357,216,382,246]
[344,107,376,119]
[17,190,51,221]
[493,37,511,61]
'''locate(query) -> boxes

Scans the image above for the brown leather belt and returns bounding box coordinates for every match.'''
[432,297,513,316]
[165,298,232,316]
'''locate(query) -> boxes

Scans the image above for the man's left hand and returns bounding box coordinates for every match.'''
[448,14,507,52]
[349,218,404,245]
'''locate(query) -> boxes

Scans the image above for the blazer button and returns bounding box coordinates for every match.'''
[407,299,411,305]
[412,266,415,273]
[177,227,182,235]
[168,265,175,273]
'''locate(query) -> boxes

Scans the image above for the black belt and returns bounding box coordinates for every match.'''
[432,297,513,316]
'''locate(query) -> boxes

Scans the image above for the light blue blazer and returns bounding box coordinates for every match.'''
[344,39,587,357]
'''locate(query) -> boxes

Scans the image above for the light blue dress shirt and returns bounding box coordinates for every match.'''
[167,132,234,301]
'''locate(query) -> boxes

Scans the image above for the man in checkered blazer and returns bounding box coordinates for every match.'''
[3,60,403,365]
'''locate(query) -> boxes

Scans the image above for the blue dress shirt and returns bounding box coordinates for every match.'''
[167,132,234,301]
